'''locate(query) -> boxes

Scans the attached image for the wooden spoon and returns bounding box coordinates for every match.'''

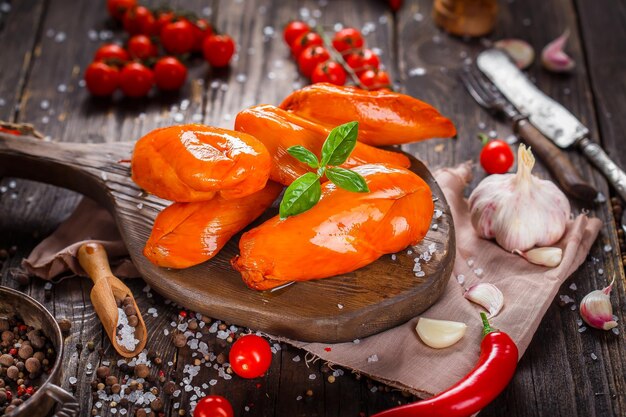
[77,242,147,358]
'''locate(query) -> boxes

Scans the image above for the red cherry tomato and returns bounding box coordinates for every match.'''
[94,43,130,63]
[332,27,364,53]
[359,69,391,90]
[154,57,187,91]
[298,45,330,78]
[290,31,323,59]
[122,6,156,36]
[283,21,310,46]
[194,395,234,417]
[161,20,195,55]
[311,61,347,85]
[191,19,213,52]
[155,10,175,35]
[388,0,404,11]
[478,134,515,174]
[127,35,158,60]
[203,35,235,67]
[107,0,136,21]
[119,62,154,98]
[85,62,119,97]
[345,48,380,76]
[229,335,272,379]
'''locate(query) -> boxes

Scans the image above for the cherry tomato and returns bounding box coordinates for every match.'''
[229,335,272,379]
[332,27,364,54]
[298,45,330,78]
[127,35,158,60]
[194,395,234,417]
[359,69,391,90]
[290,31,323,59]
[85,62,119,96]
[311,61,347,85]
[122,6,156,36]
[155,10,175,35]
[119,62,154,98]
[161,20,195,55]
[94,43,130,63]
[388,0,404,11]
[203,34,235,67]
[283,21,310,46]
[478,134,514,174]
[345,48,380,76]
[154,57,187,91]
[107,0,136,21]
[191,19,213,52]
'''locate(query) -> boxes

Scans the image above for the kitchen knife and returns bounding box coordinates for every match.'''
[477,48,626,202]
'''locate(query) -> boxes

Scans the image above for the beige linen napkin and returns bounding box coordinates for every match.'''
[22,163,602,398]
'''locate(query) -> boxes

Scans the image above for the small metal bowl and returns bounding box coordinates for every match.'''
[0,286,78,417]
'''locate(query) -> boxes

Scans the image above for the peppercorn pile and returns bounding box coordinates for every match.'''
[0,315,56,416]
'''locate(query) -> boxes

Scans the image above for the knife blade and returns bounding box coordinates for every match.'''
[477,49,626,202]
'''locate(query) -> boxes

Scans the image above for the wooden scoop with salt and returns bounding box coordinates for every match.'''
[77,243,147,357]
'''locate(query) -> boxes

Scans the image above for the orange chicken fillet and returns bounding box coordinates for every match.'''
[232,164,434,290]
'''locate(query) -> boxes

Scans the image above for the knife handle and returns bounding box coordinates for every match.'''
[514,119,598,201]
[578,137,626,202]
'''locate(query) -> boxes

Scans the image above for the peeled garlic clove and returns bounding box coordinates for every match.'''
[494,39,535,69]
[464,283,504,318]
[416,317,467,349]
[580,280,618,330]
[541,30,575,73]
[513,247,563,267]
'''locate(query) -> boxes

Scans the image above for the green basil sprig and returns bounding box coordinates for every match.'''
[279,121,369,219]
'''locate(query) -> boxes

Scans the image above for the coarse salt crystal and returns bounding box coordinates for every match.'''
[591,353,597,360]
[569,283,577,291]
[296,395,303,401]
[431,224,439,230]
[578,326,587,333]
[598,269,604,275]
[337,303,344,309]
[367,354,379,363]
[467,258,475,267]
[391,254,396,261]
[456,274,465,285]
[474,268,484,277]
[603,245,612,253]
[353,339,360,344]
[309,374,316,380]
[415,271,426,277]
[612,328,619,335]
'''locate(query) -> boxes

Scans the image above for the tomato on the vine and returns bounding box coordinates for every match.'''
[85,62,119,97]
[332,27,364,53]
[298,45,330,78]
[283,21,310,46]
[345,49,380,76]
[359,69,391,90]
[122,6,156,36]
[203,35,235,67]
[94,43,130,63]
[229,335,272,379]
[478,134,514,174]
[191,19,213,52]
[194,395,234,417]
[290,31,323,59]
[119,62,154,97]
[107,0,136,21]
[154,57,187,91]
[127,35,157,60]
[312,61,347,85]
[161,20,195,55]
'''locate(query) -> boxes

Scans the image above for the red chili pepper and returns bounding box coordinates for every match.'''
[0,127,21,136]
[372,313,518,417]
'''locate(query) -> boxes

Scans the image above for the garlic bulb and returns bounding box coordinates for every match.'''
[580,279,618,330]
[541,30,575,73]
[469,145,571,252]
[416,318,467,349]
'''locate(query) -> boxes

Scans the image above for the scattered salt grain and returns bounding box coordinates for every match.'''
[370,386,378,393]
[594,193,606,203]
[8,180,16,189]
[309,374,316,380]
[263,26,275,37]
[415,271,426,277]
[569,283,577,291]
[408,67,426,77]
[57,84,67,93]
[236,74,247,83]
[296,395,303,401]
[456,274,465,285]
[598,269,604,275]
[431,224,439,230]
[40,100,50,110]
[612,328,619,335]
[474,268,484,277]
[488,130,497,138]
[378,15,388,25]
[413,12,424,21]
[136,203,143,210]
[559,294,575,304]
[68,376,77,385]
[173,113,184,123]
[54,31,66,43]
[0,98,5,106]
[578,326,587,333]
[0,2,11,13]
[576,319,583,327]
[590,353,597,360]
[292,355,301,362]
[337,303,343,309]
[391,254,396,261]
[603,244,612,253]
[367,354,379,363]
[570,304,577,311]
[87,29,98,41]
[467,258,475,267]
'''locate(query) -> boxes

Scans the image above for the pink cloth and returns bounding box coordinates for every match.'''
[23,163,601,398]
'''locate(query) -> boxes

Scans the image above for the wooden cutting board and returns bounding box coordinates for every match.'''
[0,132,455,343]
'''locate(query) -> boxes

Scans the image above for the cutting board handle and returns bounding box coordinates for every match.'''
[0,132,132,208]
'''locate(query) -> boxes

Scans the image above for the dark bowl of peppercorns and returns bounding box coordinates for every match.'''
[0,286,78,417]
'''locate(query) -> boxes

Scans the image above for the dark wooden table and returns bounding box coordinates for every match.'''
[1,0,625,416]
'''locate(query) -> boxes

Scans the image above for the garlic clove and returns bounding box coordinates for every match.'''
[416,317,467,349]
[513,247,563,267]
[494,39,535,69]
[464,283,504,318]
[541,30,575,73]
[580,279,618,330]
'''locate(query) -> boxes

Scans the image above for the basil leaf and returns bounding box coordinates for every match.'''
[279,172,322,219]
[321,121,359,167]
[326,167,370,193]
[287,145,319,168]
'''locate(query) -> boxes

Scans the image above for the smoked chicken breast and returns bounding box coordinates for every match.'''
[144,182,282,268]
[131,124,271,202]
[279,83,456,146]
[232,164,434,290]
[234,104,410,185]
